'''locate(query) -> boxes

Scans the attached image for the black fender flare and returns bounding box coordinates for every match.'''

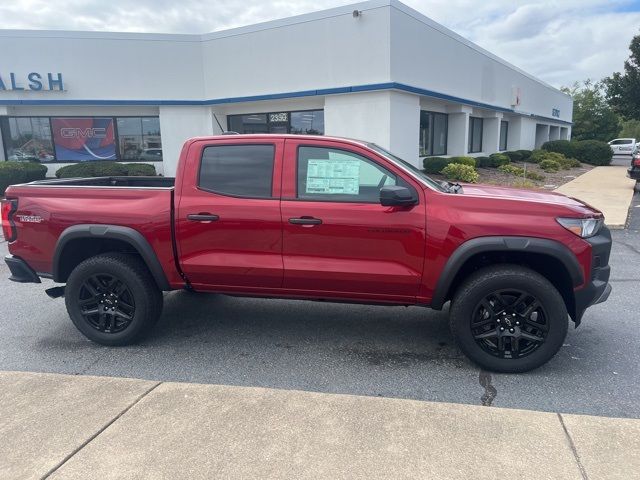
[53,224,170,290]
[430,236,584,310]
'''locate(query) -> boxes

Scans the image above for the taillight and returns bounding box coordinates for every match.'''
[1,199,17,242]
[633,157,640,167]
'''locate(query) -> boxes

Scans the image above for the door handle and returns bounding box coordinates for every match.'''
[187,213,219,222]
[289,217,322,225]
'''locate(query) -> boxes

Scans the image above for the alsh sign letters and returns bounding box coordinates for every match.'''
[0,72,64,91]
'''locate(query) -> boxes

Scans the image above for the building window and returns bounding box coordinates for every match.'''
[419,111,447,156]
[116,117,162,162]
[199,144,275,198]
[228,110,324,135]
[468,117,483,153]
[1,116,162,163]
[499,120,508,151]
[0,117,55,162]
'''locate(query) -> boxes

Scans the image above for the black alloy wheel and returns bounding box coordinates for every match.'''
[471,289,548,360]
[78,274,136,334]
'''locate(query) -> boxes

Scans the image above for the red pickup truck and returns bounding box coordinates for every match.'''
[2,134,612,372]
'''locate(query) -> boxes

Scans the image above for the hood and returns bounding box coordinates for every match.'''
[460,184,601,214]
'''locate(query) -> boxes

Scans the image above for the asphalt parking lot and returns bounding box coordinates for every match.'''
[1,190,639,419]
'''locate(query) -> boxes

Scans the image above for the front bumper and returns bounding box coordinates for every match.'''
[4,255,41,283]
[573,227,612,324]
[628,166,640,180]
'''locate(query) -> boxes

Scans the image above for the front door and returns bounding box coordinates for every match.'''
[176,138,284,292]
[280,139,426,303]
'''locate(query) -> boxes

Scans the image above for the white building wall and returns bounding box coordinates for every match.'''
[159,106,217,176]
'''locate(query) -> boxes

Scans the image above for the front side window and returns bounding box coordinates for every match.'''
[199,144,274,198]
[0,117,55,162]
[499,120,508,151]
[228,110,324,135]
[468,117,483,153]
[297,146,405,203]
[419,111,447,156]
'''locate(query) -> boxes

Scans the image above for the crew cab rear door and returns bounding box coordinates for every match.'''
[175,138,284,291]
[280,138,426,302]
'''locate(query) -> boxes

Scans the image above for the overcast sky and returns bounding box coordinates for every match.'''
[2,0,639,88]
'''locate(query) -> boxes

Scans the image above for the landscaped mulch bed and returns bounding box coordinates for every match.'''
[430,161,594,190]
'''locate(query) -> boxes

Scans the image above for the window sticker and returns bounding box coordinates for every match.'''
[306,159,360,195]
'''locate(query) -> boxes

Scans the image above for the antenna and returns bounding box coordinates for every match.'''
[213,113,225,133]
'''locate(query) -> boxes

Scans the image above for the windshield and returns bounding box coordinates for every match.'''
[367,143,447,192]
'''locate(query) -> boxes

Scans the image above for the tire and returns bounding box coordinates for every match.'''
[65,253,163,346]
[449,264,568,373]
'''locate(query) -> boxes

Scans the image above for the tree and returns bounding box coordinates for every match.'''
[619,119,640,139]
[605,33,640,120]
[561,80,621,141]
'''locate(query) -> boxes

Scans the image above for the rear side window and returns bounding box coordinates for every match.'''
[199,144,274,198]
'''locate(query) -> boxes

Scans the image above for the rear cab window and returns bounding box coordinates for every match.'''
[198,144,275,198]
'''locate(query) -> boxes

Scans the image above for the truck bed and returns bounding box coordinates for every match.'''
[24,176,175,188]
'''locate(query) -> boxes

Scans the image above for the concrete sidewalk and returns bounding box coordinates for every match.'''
[555,166,636,228]
[1,371,639,479]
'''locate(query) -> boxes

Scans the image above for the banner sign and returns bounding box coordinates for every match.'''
[51,117,116,161]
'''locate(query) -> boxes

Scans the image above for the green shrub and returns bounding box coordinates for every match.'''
[423,157,451,174]
[558,157,582,169]
[504,151,524,162]
[498,164,525,176]
[449,156,476,168]
[573,140,613,166]
[529,150,565,164]
[475,156,491,168]
[542,140,578,158]
[539,159,561,172]
[0,162,48,195]
[511,179,537,189]
[441,163,479,183]
[516,150,533,160]
[488,153,510,168]
[125,163,156,176]
[54,161,152,178]
[526,171,546,181]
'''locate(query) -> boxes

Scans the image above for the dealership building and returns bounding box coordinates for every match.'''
[0,0,572,176]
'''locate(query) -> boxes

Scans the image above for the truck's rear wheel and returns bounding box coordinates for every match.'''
[449,265,568,373]
[65,253,163,346]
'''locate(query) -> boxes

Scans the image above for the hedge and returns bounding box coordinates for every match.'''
[516,150,533,160]
[55,162,156,178]
[542,139,612,166]
[573,140,613,166]
[423,157,451,174]
[441,163,479,183]
[504,151,524,162]
[475,156,491,168]
[450,156,476,167]
[541,140,578,158]
[0,162,48,195]
[488,153,510,168]
[539,159,561,172]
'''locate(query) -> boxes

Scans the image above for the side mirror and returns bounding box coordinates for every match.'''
[379,186,417,207]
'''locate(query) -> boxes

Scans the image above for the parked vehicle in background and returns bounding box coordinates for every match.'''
[628,145,640,181]
[139,148,163,162]
[609,138,636,155]
[2,135,612,373]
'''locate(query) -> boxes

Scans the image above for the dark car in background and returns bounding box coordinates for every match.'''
[628,146,640,181]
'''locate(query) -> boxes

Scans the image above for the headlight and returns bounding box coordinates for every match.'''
[556,217,604,238]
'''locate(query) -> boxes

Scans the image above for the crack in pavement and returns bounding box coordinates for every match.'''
[557,413,589,480]
[41,381,162,479]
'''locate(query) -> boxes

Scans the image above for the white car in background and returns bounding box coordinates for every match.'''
[609,138,636,155]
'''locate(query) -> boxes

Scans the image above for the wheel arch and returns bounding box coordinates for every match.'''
[430,236,584,321]
[53,224,170,291]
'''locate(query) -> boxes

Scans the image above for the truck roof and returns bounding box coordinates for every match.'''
[186,133,370,147]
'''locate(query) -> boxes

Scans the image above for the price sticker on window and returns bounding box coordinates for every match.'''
[306,159,360,195]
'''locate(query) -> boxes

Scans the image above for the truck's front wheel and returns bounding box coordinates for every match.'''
[65,253,163,346]
[449,265,568,373]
